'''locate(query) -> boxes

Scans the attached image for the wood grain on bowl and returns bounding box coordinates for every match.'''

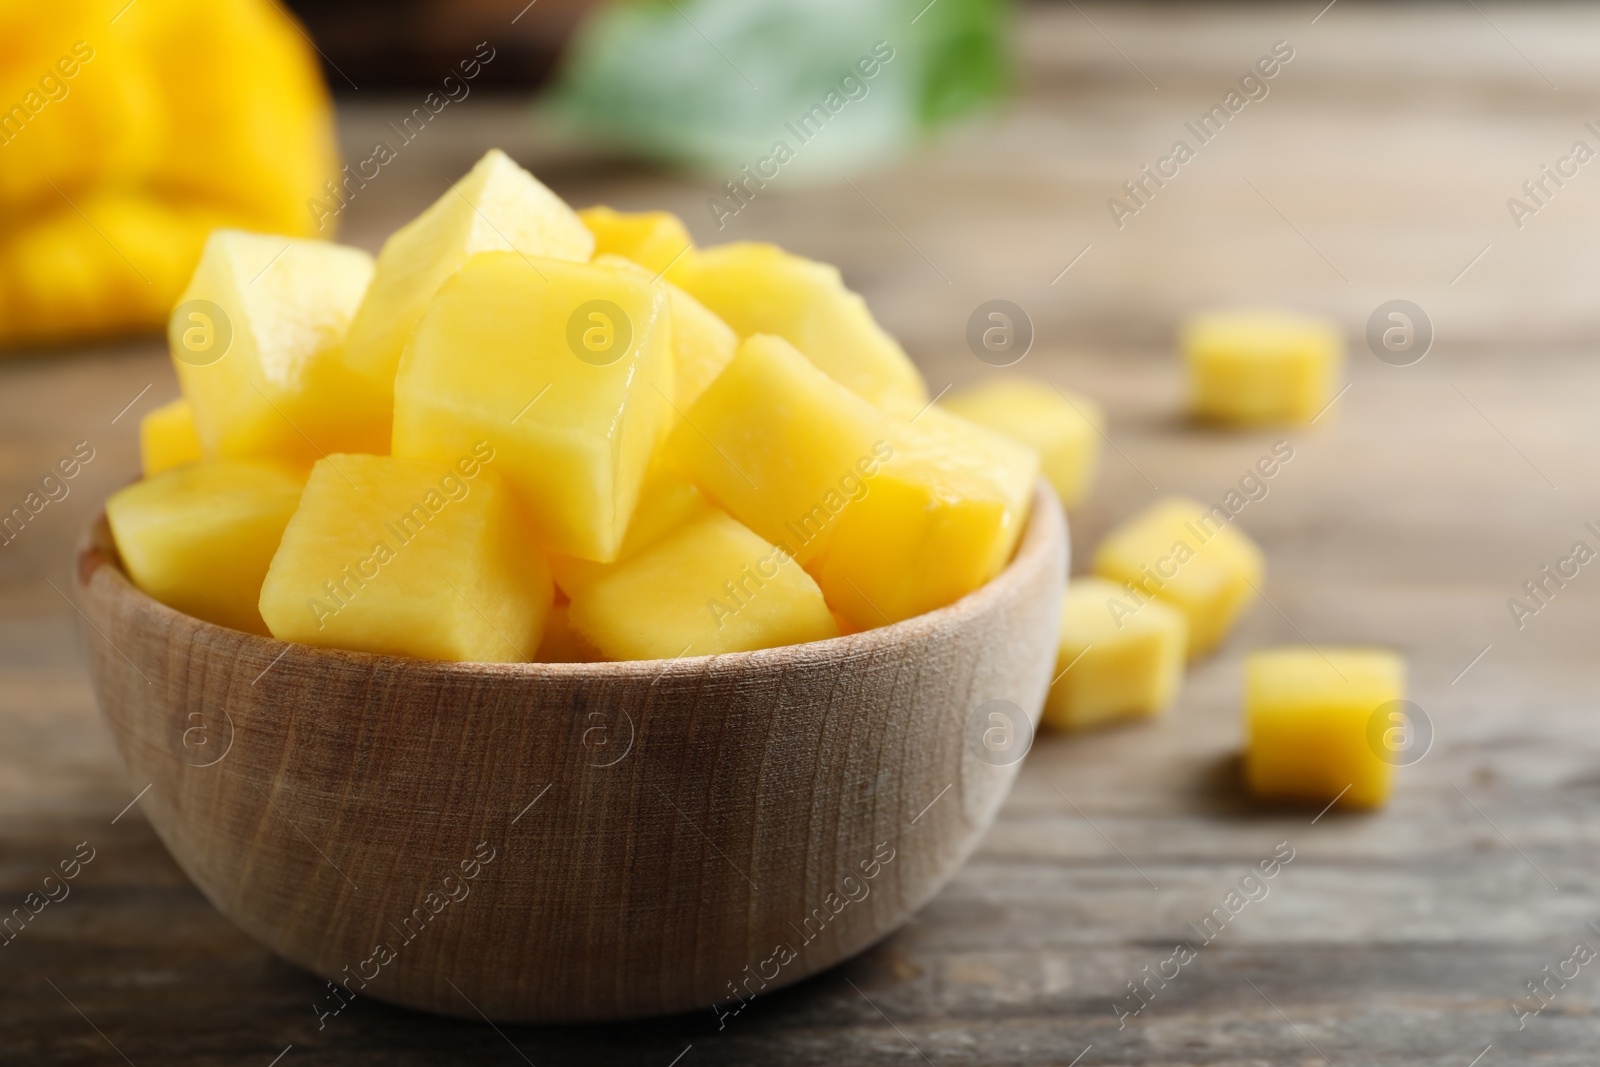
[73,482,1067,1024]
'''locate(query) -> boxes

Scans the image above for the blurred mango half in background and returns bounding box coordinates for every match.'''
[0,0,338,349]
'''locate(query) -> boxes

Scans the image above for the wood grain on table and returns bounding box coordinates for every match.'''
[5,3,1600,1063]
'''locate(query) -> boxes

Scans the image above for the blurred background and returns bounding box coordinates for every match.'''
[7,2,1600,1063]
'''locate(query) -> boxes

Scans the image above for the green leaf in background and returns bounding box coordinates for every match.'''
[545,0,1013,179]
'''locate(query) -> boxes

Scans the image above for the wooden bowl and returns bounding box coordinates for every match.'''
[74,482,1067,1023]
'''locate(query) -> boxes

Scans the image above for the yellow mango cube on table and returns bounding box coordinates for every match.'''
[1042,578,1187,732]
[1244,647,1405,808]
[569,509,837,661]
[668,242,928,414]
[942,378,1104,508]
[139,398,203,477]
[106,460,306,634]
[815,407,1038,629]
[548,466,713,598]
[259,453,552,663]
[342,148,594,432]
[170,230,376,466]
[580,206,693,276]
[1184,310,1342,426]
[667,333,891,566]
[393,252,673,562]
[596,253,737,409]
[1092,496,1263,659]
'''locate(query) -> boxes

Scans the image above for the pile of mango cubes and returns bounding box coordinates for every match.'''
[1037,309,1404,809]
[109,148,1402,811]
[110,149,1047,668]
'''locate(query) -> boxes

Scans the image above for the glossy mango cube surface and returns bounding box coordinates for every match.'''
[1184,310,1342,426]
[596,253,737,409]
[1093,496,1263,659]
[170,229,376,465]
[814,407,1038,630]
[580,206,693,275]
[1244,647,1405,808]
[943,378,1104,508]
[548,466,714,598]
[668,333,890,565]
[259,453,552,663]
[139,397,203,477]
[669,242,928,414]
[104,149,1056,664]
[106,459,307,634]
[393,251,673,562]
[342,149,594,425]
[1042,577,1187,731]
[569,509,837,661]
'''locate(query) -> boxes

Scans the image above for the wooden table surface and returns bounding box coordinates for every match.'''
[6,3,1600,1063]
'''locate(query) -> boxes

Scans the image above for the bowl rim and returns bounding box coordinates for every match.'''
[78,479,1064,680]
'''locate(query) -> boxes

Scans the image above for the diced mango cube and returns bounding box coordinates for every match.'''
[814,407,1038,628]
[942,378,1104,508]
[342,149,594,429]
[1244,647,1405,808]
[579,206,693,275]
[139,398,204,477]
[1092,496,1263,659]
[668,242,927,413]
[1042,577,1187,731]
[170,230,376,465]
[259,453,552,662]
[1184,310,1342,425]
[548,466,714,598]
[569,509,837,660]
[666,333,891,565]
[106,460,306,634]
[596,253,737,409]
[393,252,673,562]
